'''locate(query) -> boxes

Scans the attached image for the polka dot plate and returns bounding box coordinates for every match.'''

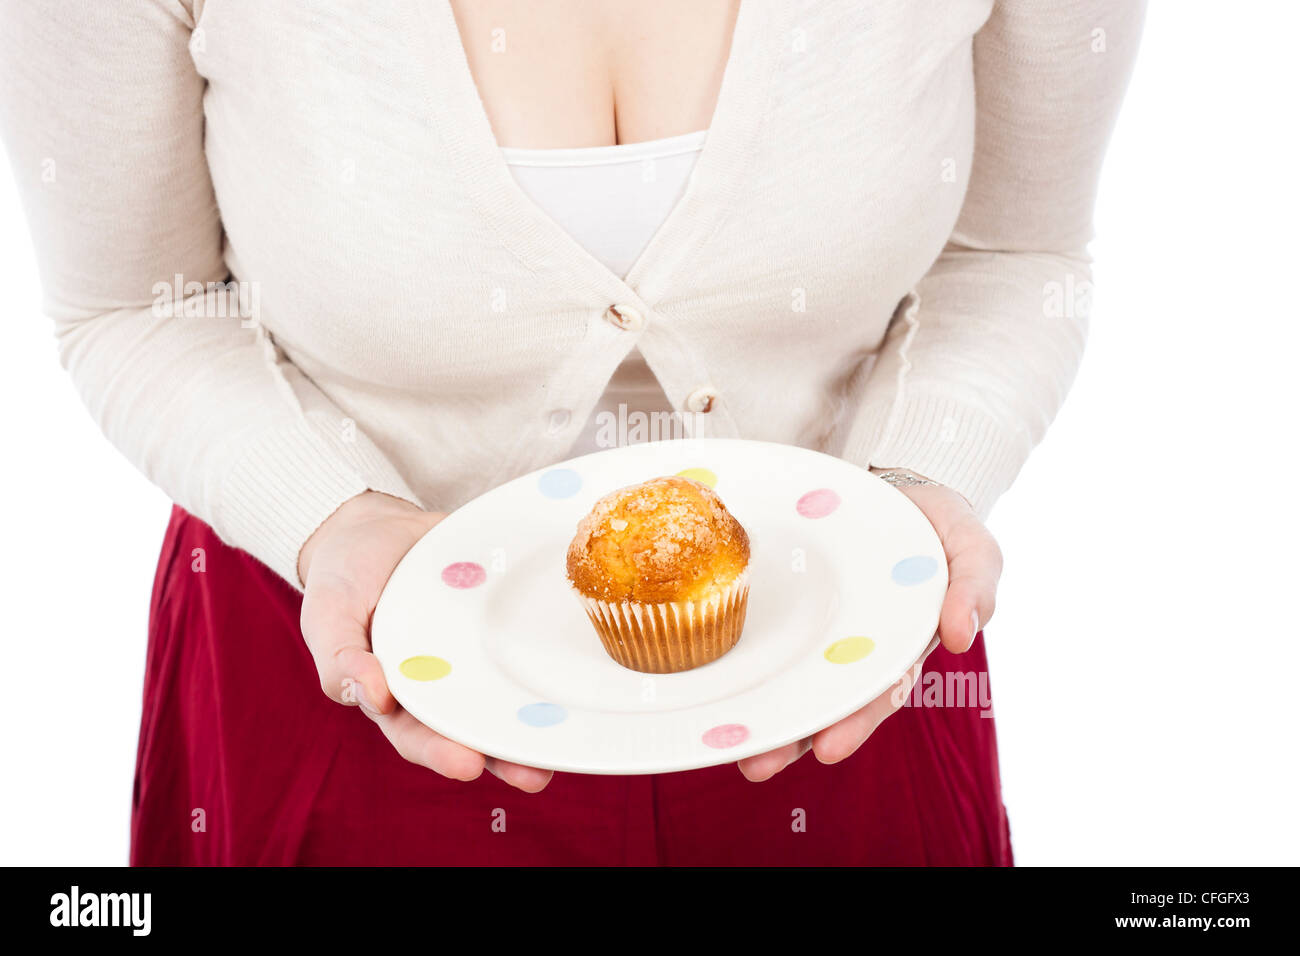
[370,438,946,775]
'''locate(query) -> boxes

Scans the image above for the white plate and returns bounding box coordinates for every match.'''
[371,439,946,775]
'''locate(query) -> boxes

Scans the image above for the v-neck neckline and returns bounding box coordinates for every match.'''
[403,0,783,309]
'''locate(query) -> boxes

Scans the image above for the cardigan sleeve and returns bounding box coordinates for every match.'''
[0,0,423,588]
[839,0,1146,519]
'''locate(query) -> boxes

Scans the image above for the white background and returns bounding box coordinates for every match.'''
[1,2,1296,865]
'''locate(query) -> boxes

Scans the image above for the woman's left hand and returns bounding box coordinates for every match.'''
[737,468,1003,782]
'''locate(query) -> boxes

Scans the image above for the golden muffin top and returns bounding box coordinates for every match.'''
[566,476,750,604]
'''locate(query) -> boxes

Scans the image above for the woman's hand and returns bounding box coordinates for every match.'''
[737,468,1003,782]
[297,491,554,793]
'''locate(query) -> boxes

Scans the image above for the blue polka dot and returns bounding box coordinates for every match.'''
[892,555,939,586]
[517,702,567,727]
[538,468,582,499]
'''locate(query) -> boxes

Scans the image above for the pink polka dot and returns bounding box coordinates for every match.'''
[796,488,841,519]
[702,723,750,749]
[441,561,486,589]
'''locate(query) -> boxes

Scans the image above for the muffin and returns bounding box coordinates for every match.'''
[566,476,751,673]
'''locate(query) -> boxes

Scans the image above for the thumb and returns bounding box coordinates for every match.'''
[934,508,1003,654]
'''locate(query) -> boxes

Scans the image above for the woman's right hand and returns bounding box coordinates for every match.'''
[297,491,554,793]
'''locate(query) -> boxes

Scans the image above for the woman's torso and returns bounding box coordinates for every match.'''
[188,0,992,511]
[134,1,1014,865]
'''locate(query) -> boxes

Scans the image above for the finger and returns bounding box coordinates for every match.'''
[364,705,486,781]
[485,757,555,793]
[812,638,934,763]
[300,571,395,713]
[812,690,900,764]
[736,738,811,783]
[934,511,1003,654]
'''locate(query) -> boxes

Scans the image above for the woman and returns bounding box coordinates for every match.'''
[0,0,1143,865]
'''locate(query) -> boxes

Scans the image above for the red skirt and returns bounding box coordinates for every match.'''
[131,505,1013,866]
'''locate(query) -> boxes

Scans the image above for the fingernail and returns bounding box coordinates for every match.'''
[344,677,382,716]
[968,609,980,650]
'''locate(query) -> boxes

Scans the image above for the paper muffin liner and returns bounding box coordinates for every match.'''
[574,569,750,674]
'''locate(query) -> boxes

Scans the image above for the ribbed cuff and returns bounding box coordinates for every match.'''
[215,412,423,590]
[840,394,1030,520]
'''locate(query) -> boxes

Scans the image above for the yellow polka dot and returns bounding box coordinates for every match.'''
[400,656,452,681]
[676,467,718,488]
[824,637,876,664]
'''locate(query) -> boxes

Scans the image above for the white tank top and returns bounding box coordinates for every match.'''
[501,130,706,455]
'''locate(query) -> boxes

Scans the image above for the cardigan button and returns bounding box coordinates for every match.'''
[685,386,718,414]
[546,409,571,433]
[604,303,644,331]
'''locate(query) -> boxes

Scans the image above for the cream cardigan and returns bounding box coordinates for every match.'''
[0,0,1144,588]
